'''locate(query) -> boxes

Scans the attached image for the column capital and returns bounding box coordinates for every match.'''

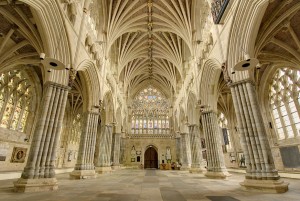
[201,109,216,115]
[188,124,197,128]
[44,81,70,91]
[228,79,255,87]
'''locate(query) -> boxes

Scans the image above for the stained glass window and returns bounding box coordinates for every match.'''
[131,85,170,134]
[269,67,300,140]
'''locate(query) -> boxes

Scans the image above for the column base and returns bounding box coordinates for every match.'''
[189,167,204,174]
[205,171,231,179]
[69,170,96,179]
[95,166,112,174]
[14,178,58,192]
[180,164,191,171]
[240,179,289,193]
[111,165,121,170]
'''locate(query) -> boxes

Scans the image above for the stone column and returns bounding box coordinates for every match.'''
[175,135,181,163]
[111,133,121,169]
[180,133,191,170]
[189,124,204,173]
[119,131,126,165]
[70,109,99,179]
[231,80,288,193]
[95,124,113,174]
[14,82,69,192]
[201,111,229,178]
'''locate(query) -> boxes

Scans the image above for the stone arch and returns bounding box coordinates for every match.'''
[19,0,72,85]
[77,60,101,111]
[227,0,269,82]
[199,59,222,111]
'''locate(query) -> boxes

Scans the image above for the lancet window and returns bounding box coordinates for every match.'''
[269,67,300,140]
[131,86,170,134]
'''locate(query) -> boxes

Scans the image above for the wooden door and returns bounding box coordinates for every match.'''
[144,147,158,169]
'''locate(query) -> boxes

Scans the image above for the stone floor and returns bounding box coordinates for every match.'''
[0,169,299,201]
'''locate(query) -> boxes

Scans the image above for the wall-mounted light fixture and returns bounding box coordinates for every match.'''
[233,53,259,72]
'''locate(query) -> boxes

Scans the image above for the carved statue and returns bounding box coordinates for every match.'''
[221,62,232,84]
[68,67,77,88]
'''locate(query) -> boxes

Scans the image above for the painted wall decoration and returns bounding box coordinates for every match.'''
[11,147,27,163]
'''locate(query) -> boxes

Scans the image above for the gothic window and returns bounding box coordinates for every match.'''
[269,67,300,140]
[131,85,170,134]
[218,112,232,150]
[0,70,33,132]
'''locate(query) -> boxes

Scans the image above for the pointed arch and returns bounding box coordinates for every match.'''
[77,60,101,111]
[199,59,222,111]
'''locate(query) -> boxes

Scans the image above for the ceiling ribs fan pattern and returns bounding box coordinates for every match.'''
[105,0,193,98]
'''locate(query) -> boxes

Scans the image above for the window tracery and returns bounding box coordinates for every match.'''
[0,70,33,132]
[131,86,170,134]
[269,67,300,140]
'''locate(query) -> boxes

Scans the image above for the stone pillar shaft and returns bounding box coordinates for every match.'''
[14,82,69,192]
[74,112,99,170]
[230,80,288,192]
[180,133,191,169]
[189,125,203,172]
[202,111,229,178]
[112,133,121,166]
[70,110,99,179]
[22,83,68,179]
[95,125,113,173]
[175,136,181,162]
[119,132,126,165]
[231,81,278,178]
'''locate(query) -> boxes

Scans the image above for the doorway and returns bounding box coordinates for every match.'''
[144,146,158,169]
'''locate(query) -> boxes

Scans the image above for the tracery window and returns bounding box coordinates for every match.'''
[131,86,170,134]
[0,70,33,132]
[269,67,300,140]
[218,112,232,150]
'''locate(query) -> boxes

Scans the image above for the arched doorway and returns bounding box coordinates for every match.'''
[144,146,158,169]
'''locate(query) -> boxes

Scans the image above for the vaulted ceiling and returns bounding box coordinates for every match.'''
[95,0,206,99]
[255,0,300,84]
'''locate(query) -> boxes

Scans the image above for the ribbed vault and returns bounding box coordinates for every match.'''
[99,0,194,98]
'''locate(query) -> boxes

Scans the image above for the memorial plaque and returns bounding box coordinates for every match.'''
[279,146,300,168]
[11,147,27,163]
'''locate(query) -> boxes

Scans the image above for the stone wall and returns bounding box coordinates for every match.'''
[0,127,30,171]
[123,138,176,168]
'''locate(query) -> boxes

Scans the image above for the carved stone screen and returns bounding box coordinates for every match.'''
[279,146,300,168]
